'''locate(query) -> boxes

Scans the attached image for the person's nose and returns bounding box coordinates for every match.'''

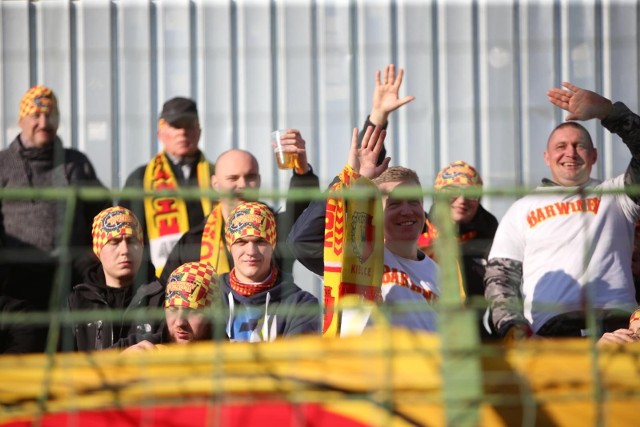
[245,241,260,256]
[236,177,247,190]
[37,114,50,128]
[118,239,130,255]
[567,144,579,157]
[399,201,413,214]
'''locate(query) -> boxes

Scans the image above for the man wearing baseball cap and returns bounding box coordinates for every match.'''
[67,206,164,351]
[0,85,108,316]
[121,96,215,279]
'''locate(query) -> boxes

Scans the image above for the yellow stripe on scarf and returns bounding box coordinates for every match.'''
[200,204,231,274]
[323,165,383,337]
[143,152,212,277]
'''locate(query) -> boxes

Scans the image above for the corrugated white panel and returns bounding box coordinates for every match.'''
[117,0,154,186]
[196,0,233,160]
[478,0,519,217]
[0,0,639,220]
[397,1,437,187]
[437,1,476,167]
[38,1,72,147]
[0,1,31,147]
[77,0,114,186]
[519,2,556,189]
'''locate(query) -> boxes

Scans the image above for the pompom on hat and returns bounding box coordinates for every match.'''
[19,85,59,120]
[225,202,276,248]
[91,206,143,257]
[165,262,218,309]
[434,160,483,191]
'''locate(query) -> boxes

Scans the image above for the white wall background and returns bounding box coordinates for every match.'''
[1,0,639,294]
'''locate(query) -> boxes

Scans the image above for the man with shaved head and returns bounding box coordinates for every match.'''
[485,83,640,340]
[160,130,318,285]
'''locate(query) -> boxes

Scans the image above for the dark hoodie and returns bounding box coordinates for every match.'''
[66,263,164,351]
[427,203,499,298]
[221,270,321,342]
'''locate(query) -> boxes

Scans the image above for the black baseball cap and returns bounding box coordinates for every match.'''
[159,97,199,125]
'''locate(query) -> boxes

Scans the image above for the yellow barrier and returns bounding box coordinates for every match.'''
[1,328,639,426]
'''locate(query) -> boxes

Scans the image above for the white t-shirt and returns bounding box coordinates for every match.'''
[381,246,440,332]
[340,247,440,336]
[489,176,640,332]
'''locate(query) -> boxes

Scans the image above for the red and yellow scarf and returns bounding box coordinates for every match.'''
[143,152,212,277]
[323,165,383,337]
[199,204,231,274]
[229,265,279,297]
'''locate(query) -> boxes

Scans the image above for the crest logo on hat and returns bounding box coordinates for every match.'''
[103,210,137,232]
[228,209,264,235]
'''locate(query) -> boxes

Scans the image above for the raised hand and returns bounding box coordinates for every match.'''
[275,129,310,174]
[369,64,416,125]
[349,125,390,180]
[547,82,613,121]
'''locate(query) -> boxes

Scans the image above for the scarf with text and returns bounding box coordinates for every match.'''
[144,152,212,277]
[323,164,383,337]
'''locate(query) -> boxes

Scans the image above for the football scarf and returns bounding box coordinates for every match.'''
[323,165,383,337]
[144,152,212,277]
[200,204,231,274]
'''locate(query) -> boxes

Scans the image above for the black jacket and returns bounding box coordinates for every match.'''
[0,136,109,310]
[67,264,164,351]
[0,296,45,354]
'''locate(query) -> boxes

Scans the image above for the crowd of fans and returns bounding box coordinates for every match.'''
[1,65,639,354]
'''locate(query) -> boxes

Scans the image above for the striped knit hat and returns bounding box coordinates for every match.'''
[434,160,483,190]
[225,202,277,248]
[91,206,143,257]
[165,262,218,309]
[19,85,59,119]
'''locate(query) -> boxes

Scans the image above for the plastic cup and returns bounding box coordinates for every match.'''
[271,129,297,170]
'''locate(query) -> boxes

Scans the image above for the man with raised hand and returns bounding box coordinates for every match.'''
[485,82,640,340]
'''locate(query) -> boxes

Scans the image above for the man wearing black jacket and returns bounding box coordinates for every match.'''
[67,206,164,351]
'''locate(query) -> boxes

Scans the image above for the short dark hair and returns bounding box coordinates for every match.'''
[547,122,594,149]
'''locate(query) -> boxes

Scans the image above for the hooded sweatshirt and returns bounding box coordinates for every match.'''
[221,270,321,342]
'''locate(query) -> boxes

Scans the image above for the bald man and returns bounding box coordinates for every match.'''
[159,130,318,285]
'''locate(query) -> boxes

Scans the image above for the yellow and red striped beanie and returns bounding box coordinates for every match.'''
[91,206,143,257]
[19,85,59,120]
[434,160,483,190]
[165,262,218,309]
[225,202,276,248]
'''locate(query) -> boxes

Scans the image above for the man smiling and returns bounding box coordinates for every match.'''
[222,201,320,342]
[485,82,640,339]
